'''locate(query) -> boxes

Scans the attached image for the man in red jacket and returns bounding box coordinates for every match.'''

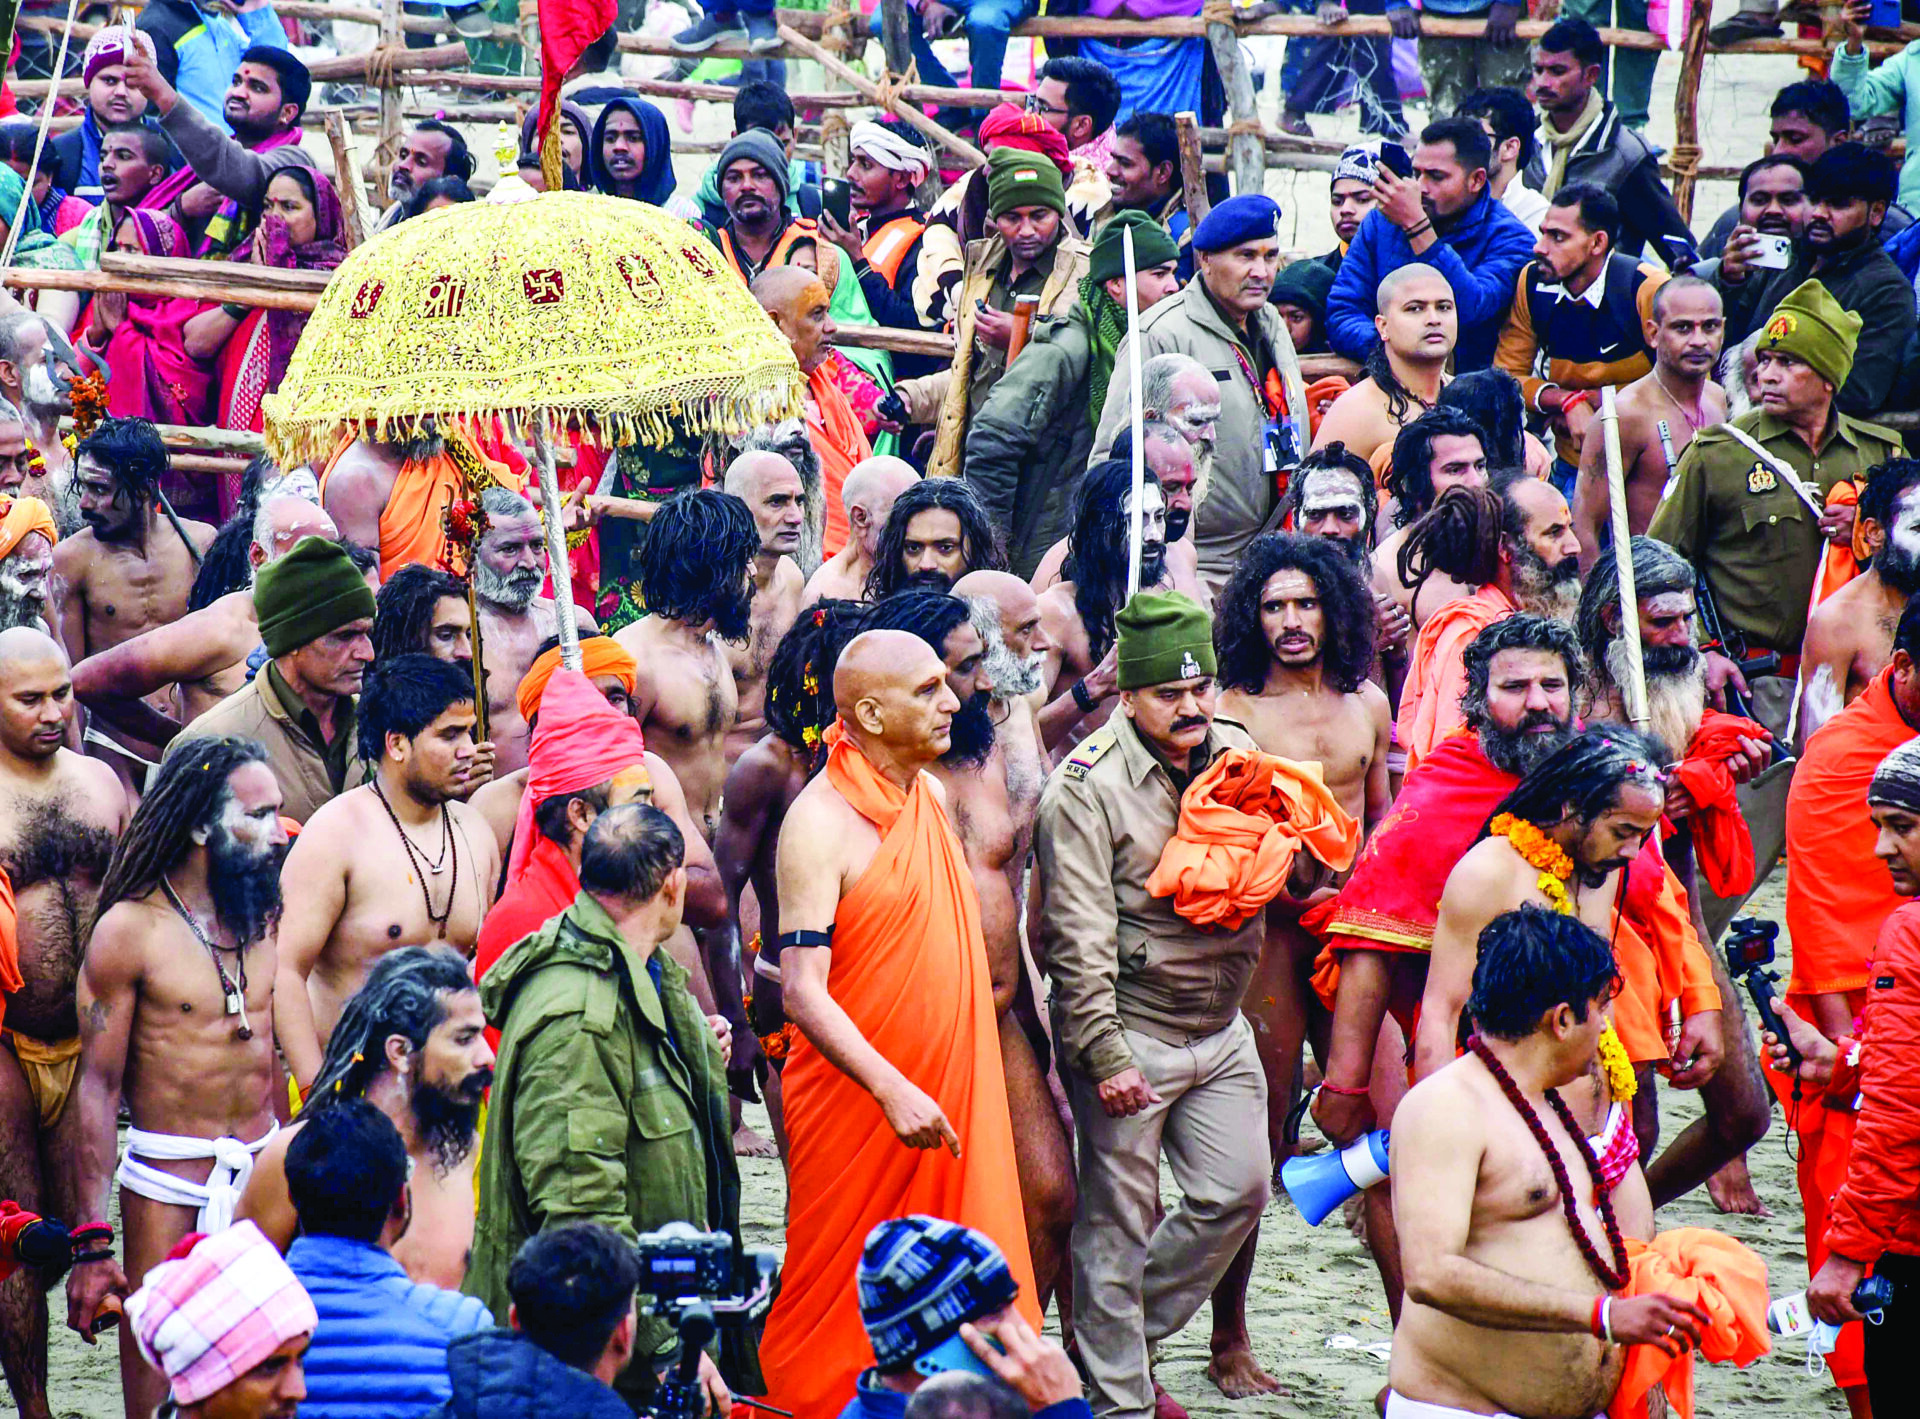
[1809,736,1920,1415]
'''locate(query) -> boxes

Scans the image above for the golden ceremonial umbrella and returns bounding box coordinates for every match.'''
[262,191,802,668]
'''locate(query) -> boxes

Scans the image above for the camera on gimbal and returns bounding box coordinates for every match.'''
[1725,916,1780,974]
[1725,916,1799,1071]
[635,1222,780,1419]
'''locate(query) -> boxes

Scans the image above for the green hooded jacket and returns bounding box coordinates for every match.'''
[467,891,759,1402]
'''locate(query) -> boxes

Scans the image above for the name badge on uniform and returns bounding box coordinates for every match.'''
[1747,462,1777,494]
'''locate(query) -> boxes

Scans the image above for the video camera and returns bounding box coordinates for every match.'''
[634,1222,780,1419]
[1725,917,1799,1071]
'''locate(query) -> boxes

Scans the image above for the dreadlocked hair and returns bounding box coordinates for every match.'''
[1479,723,1670,838]
[1066,459,1162,664]
[764,598,866,770]
[1398,484,1504,594]
[1214,533,1377,694]
[865,479,1004,601]
[298,945,474,1115]
[1364,341,1420,425]
[91,736,270,937]
[636,488,759,629]
[1437,370,1527,473]
[864,588,974,658]
[1573,536,1694,678]
[372,564,469,663]
[189,456,277,610]
[76,415,166,513]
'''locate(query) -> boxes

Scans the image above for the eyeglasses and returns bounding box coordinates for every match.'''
[1023,92,1070,118]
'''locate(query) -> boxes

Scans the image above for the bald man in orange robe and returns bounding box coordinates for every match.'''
[754,268,871,559]
[759,629,1037,1419]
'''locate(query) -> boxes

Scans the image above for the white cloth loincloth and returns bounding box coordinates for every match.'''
[1385,1391,1599,1419]
[115,1124,278,1233]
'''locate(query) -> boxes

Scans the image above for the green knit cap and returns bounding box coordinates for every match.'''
[987,146,1067,218]
[1088,210,1180,284]
[1757,278,1862,390]
[1116,590,1216,690]
[254,536,377,659]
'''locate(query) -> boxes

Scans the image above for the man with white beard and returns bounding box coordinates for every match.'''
[0,496,57,634]
[1799,458,1920,743]
[1574,534,1775,1216]
[0,313,78,528]
[1092,352,1221,515]
[470,486,599,777]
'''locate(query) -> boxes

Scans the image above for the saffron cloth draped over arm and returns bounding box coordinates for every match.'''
[1607,1229,1770,1419]
[1145,749,1361,930]
[1392,585,1515,771]
[1670,711,1770,898]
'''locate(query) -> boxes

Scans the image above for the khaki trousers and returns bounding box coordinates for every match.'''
[1067,1016,1271,1419]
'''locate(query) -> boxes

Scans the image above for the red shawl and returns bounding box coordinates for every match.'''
[1670,711,1770,899]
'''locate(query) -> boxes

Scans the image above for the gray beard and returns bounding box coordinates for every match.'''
[1603,637,1707,759]
[0,587,44,630]
[988,644,1045,699]
[474,561,539,615]
[1514,565,1580,623]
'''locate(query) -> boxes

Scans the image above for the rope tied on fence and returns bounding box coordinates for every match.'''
[869,56,923,122]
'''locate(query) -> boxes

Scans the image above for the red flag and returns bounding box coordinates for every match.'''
[537,0,617,171]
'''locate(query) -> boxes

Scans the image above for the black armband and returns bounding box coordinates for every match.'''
[777,928,835,951]
[1072,679,1098,714]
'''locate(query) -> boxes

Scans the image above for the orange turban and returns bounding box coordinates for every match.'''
[505,667,648,884]
[0,495,57,559]
[515,637,638,726]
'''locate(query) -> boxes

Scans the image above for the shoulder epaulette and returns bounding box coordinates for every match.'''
[1061,726,1118,780]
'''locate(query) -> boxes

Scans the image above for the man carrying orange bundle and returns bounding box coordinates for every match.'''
[1036,591,1273,1419]
[758,628,1036,1419]
[1774,593,1920,1418]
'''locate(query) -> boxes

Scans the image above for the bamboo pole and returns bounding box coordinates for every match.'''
[1204,9,1263,196]
[1600,388,1650,732]
[100,251,333,293]
[1175,111,1211,226]
[777,22,987,169]
[1671,0,1712,224]
[323,111,369,249]
[3,267,322,310]
[879,0,913,74]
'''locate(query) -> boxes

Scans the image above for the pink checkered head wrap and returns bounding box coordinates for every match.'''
[125,1221,317,1404]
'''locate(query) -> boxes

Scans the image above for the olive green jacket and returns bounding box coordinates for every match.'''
[467,891,758,1400]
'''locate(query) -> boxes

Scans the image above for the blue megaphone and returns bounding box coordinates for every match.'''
[1281,1129,1390,1227]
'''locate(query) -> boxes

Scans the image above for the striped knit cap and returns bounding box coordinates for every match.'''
[1868,738,1920,814]
[857,1216,1020,1371]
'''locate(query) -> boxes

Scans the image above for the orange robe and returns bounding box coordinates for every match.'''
[759,727,1037,1419]
[1394,585,1514,772]
[318,424,523,582]
[1774,665,1912,1392]
[808,366,872,561]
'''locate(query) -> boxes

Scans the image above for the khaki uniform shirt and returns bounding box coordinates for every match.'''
[1648,407,1903,654]
[1035,712,1262,1083]
[173,663,366,825]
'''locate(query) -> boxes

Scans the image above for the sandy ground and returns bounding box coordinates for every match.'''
[3,10,1852,1415]
[9,872,1847,1419]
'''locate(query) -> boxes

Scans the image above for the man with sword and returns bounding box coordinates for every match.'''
[1649,279,1902,928]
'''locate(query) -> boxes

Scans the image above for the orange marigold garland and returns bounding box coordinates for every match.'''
[1487,813,1635,1101]
[63,369,109,457]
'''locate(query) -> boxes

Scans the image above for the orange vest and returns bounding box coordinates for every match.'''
[861,213,925,286]
[716,218,819,283]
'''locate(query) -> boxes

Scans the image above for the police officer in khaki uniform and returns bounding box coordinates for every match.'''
[1033,590,1270,1419]
[1651,277,1902,930]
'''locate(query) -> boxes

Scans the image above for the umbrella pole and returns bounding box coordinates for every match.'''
[1600,387,1649,733]
[1123,223,1144,602]
[532,419,582,673]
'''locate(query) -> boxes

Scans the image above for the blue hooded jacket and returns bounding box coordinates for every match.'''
[426,1329,632,1419]
[286,1234,492,1419]
[589,97,676,207]
[1325,187,1537,372]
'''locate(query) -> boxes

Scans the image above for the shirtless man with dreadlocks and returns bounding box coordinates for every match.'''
[235,945,494,1291]
[616,488,763,842]
[0,627,127,1419]
[712,600,868,1153]
[62,735,286,1419]
[1036,461,1201,751]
